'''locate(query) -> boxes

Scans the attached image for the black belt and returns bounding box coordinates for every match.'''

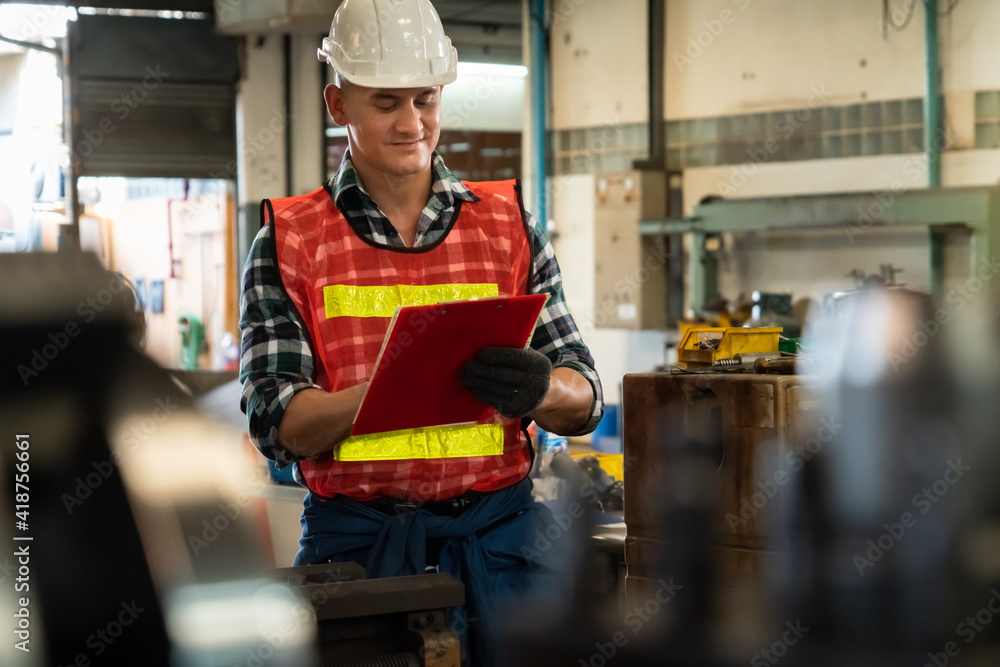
[359,491,486,517]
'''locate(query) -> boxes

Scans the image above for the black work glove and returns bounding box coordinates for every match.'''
[460,347,552,419]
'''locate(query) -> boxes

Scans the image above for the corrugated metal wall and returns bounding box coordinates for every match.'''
[69,14,239,178]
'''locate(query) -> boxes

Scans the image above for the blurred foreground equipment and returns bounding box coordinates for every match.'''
[505,284,1000,666]
[623,371,820,663]
[0,252,316,667]
[278,562,464,667]
[0,252,173,667]
[773,286,1000,665]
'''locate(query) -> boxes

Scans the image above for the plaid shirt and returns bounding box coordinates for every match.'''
[239,151,604,467]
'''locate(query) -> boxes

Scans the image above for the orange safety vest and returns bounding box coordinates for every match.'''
[267,180,535,501]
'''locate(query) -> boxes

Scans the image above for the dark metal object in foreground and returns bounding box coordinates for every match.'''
[504,287,1000,666]
[278,563,465,667]
[0,252,173,666]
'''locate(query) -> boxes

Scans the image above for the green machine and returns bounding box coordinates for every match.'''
[640,186,1000,314]
[178,315,205,370]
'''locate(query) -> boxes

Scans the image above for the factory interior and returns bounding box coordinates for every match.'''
[3,0,1000,665]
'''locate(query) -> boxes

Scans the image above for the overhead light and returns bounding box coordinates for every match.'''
[77,7,208,19]
[0,4,76,38]
[325,127,348,138]
[457,62,528,78]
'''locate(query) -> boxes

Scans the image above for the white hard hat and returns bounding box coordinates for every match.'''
[318,0,458,88]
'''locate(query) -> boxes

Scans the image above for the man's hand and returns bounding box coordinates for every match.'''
[460,347,552,419]
[278,382,368,458]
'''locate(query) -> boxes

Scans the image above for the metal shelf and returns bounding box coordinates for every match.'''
[639,186,1000,312]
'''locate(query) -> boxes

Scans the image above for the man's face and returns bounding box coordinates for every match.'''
[326,82,442,180]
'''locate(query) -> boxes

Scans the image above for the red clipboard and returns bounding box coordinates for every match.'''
[350,293,548,436]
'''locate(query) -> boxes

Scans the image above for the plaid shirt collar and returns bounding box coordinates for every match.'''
[329,150,479,211]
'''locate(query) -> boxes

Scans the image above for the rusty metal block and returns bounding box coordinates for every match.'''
[623,372,820,591]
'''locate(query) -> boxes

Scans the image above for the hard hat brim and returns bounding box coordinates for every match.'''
[334,69,458,89]
[317,30,459,89]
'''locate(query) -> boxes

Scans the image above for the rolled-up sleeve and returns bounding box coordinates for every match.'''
[524,212,604,436]
[238,224,322,466]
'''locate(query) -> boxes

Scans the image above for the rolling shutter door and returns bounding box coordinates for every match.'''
[69,14,239,179]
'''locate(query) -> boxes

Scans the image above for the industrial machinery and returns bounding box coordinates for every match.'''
[622,372,820,618]
[278,563,464,667]
[641,186,1000,314]
[675,325,783,367]
[503,285,1000,665]
[0,252,467,667]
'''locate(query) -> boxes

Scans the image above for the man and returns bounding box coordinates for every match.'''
[239,0,603,663]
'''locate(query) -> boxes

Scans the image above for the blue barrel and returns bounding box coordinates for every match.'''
[592,404,622,453]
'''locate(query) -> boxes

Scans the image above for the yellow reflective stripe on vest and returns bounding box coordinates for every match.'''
[323,283,499,318]
[335,423,504,461]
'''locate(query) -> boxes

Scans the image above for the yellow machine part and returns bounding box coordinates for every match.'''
[677,326,783,365]
[569,451,624,482]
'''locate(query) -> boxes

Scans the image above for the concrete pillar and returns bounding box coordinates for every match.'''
[235,34,287,271]
[289,32,325,196]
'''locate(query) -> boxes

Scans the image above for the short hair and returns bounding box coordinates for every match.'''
[335,74,357,97]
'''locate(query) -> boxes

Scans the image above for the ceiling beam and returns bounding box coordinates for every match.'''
[9,1,214,12]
